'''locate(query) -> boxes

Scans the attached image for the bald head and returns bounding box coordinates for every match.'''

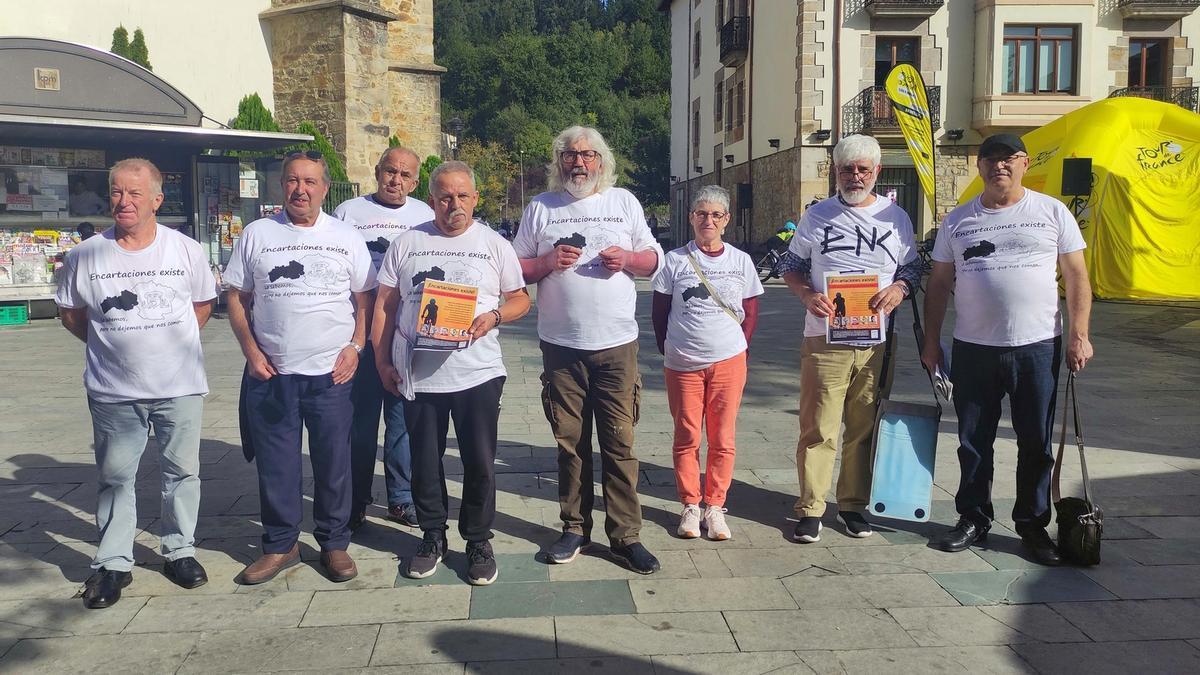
[374,146,421,206]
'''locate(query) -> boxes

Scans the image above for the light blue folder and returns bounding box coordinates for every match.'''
[869,399,940,522]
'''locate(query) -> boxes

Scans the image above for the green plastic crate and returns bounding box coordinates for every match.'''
[0,303,28,326]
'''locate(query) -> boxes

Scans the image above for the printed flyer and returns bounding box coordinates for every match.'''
[413,279,478,351]
[824,272,883,345]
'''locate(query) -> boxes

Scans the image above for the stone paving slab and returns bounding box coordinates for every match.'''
[469,579,635,620]
[463,656,653,674]
[177,625,380,673]
[123,590,313,633]
[888,605,1088,646]
[0,596,146,639]
[629,577,798,612]
[652,650,814,674]
[930,569,1117,606]
[1011,640,1200,674]
[1048,598,1200,642]
[797,646,1034,674]
[1082,564,1200,600]
[372,617,555,666]
[0,632,199,674]
[554,611,737,657]
[302,586,471,626]
[725,608,916,652]
[782,572,960,609]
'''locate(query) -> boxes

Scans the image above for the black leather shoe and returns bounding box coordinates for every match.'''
[83,568,132,609]
[611,542,661,575]
[935,517,989,552]
[1016,524,1063,566]
[164,557,209,589]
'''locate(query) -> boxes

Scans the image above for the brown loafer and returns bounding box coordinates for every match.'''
[320,549,358,582]
[238,544,300,585]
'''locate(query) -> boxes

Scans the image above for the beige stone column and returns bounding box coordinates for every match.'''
[380,0,446,163]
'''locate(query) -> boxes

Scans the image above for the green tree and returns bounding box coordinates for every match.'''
[412,155,443,202]
[457,139,516,221]
[129,28,152,71]
[110,26,130,59]
[292,121,348,182]
[229,93,280,132]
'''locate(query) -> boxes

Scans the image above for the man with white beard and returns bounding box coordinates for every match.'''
[513,126,664,574]
[779,134,922,544]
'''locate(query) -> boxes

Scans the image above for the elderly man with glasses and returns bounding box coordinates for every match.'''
[513,125,664,574]
[780,134,921,544]
[922,133,1093,565]
[226,150,377,584]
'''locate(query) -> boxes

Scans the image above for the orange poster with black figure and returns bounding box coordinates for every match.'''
[413,279,478,351]
[824,272,883,345]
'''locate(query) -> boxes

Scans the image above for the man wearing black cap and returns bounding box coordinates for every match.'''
[920,133,1093,566]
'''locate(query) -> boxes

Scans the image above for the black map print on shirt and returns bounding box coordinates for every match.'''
[269,260,305,282]
[681,285,711,302]
[555,232,587,249]
[963,241,996,261]
[101,290,139,313]
[412,266,446,286]
[365,237,390,255]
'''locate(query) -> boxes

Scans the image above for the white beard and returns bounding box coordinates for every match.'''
[840,188,869,205]
[564,172,599,199]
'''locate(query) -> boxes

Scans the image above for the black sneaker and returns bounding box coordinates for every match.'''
[466,540,499,585]
[545,532,590,564]
[405,530,446,579]
[611,542,661,575]
[1015,524,1063,567]
[792,517,822,543]
[387,503,419,528]
[838,511,873,538]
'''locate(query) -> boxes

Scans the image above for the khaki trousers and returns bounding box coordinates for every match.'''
[540,339,643,546]
[793,336,891,518]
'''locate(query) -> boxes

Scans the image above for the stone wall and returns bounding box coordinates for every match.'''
[935,145,972,224]
[340,11,392,187]
[266,5,348,162]
[382,0,444,162]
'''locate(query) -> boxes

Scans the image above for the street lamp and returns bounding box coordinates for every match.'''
[518,149,525,214]
[447,117,465,159]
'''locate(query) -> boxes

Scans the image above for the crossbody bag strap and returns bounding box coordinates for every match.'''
[1051,371,1089,503]
[907,291,941,412]
[686,251,743,325]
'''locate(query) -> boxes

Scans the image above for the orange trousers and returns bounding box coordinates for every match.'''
[664,352,748,507]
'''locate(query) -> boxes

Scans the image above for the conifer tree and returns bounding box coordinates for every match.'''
[129,29,152,70]
[110,26,130,59]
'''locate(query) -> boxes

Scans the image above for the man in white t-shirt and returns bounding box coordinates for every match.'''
[225,151,377,585]
[334,146,434,531]
[780,134,921,544]
[922,133,1093,565]
[513,126,664,574]
[57,158,217,609]
[372,161,530,585]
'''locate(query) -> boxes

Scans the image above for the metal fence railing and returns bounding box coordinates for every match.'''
[323,181,359,213]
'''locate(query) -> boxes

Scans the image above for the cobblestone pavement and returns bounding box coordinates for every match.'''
[2,283,1199,673]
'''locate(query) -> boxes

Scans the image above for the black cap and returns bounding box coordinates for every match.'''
[979,133,1027,158]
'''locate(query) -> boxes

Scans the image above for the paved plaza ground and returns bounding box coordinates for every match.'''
[1,282,1199,673]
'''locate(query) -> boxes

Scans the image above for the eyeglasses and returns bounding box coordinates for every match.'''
[692,210,728,220]
[285,150,323,161]
[981,154,1028,167]
[561,150,600,164]
[837,165,875,177]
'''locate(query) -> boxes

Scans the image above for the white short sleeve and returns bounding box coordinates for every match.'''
[55,247,84,309]
[223,230,252,291]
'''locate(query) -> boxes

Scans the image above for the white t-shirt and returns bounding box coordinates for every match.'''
[333,194,435,271]
[652,242,764,371]
[55,224,217,403]
[788,195,917,343]
[933,189,1086,347]
[377,221,525,394]
[513,187,663,350]
[223,211,377,375]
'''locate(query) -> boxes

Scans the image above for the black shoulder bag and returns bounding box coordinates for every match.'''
[1051,372,1103,566]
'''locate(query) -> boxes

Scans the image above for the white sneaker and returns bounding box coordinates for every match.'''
[677,504,702,539]
[703,505,732,541]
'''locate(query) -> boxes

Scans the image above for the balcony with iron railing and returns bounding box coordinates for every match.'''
[842,86,941,137]
[865,0,945,18]
[719,16,750,68]
[1109,85,1200,113]
[1117,0,1200,18]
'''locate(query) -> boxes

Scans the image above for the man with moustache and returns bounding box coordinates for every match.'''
[780,134,921,544]
[923,133,1093,565]
[57,158,217,608]
[372,161,529,585]
[513,126,664,574]
[334,146,434,531]
[226,151,376,584]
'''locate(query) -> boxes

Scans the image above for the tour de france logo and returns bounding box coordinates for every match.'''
[1136,140,1185,171]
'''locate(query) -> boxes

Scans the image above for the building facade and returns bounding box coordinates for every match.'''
[662,0,1200,247]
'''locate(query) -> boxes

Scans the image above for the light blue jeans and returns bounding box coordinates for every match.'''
[87,395,204,572]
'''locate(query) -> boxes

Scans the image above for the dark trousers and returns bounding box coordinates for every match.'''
[350,342,413,510]
[405,376,504,542]
[540,339,643,546]
[243,371,353,553]
[951,337,1061,529]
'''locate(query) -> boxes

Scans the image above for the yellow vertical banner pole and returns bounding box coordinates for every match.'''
[885,64,937,224]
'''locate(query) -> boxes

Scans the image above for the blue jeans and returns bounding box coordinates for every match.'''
[951,337,1061,529]
[87,395,203,572]
[349,342,412,510]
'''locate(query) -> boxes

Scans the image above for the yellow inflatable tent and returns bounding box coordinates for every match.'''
[958,97,1200,300]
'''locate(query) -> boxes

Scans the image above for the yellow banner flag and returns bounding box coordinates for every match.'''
[884,64,936,216]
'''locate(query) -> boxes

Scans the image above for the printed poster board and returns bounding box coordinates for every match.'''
[413,280,478,351]
[824,272,883,345]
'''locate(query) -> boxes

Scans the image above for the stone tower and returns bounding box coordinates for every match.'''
[260,0,443,189]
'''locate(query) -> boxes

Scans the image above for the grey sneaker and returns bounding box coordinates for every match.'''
[466,540,498,585]
[405,530,446,579]
[677,504,702,539]
[545,532,590,564]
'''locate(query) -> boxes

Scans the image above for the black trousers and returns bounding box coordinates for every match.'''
[405,376,504,542]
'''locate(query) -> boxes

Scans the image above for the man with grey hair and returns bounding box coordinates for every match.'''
[513,125,664,574]
[334,146,434,531]
[57,157,217,608]
[781,134,921,543]
[226,151,376,585]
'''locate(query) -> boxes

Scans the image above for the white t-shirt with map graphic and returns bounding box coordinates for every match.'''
[788,195,918,344]
[55,224,217,403]
[513,187,663,350]
[933,189,1085,347]
[652,242,764,372]
[377,221,525,394]
[223,211,377,375]
[333,194,435,271]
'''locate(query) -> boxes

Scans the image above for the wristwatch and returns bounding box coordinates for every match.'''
[348,341,364,354]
